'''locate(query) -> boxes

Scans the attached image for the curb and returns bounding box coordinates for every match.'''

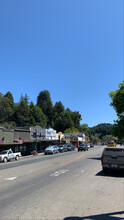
[20,152,44,160]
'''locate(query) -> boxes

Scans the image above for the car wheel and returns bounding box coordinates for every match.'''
[15,155,19,161]
[3,157,7,163]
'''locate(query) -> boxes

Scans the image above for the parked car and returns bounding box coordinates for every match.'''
[58,145,68,153]
[101,147,124,173]
[107,142,116,147]
[87,143,90,148]
[44,145,59,155]
[63,145,68,152]
[66,144,75,151]
[78,143,88,151]
[0,148,22,163]
[90,143,94,148]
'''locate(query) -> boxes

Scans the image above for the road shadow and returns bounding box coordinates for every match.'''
[63,211,124,220]
[87,157,101,161]
[96,170,124,178]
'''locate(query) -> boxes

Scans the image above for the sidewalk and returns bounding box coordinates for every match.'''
[20,152,44,160]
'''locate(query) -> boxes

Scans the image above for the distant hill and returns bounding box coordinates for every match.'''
[90,123,113,138]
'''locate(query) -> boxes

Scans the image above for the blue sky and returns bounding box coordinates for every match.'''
[0,0,123,127]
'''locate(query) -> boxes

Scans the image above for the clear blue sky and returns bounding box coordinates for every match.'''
[0,0,123,127]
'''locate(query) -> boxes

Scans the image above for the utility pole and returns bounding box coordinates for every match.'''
[35,128,37,151]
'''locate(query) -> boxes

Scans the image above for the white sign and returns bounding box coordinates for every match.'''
[78,137,83,141]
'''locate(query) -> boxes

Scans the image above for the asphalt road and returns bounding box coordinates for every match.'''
[0,146,124,220]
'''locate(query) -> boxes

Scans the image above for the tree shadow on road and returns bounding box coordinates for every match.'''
[63,211,124,220]
[96,169,124,178]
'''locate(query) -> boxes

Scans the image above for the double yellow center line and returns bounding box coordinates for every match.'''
[45,153,85,172]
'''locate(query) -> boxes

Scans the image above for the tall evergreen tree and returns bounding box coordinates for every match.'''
[4,91,14,106]
[14,97,30,126]
[53,101,65,117]
[30,103,47,127]
[71,110,82,130]
[37,90,53,126]
[0,96,13,123]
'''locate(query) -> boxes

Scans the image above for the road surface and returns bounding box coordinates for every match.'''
[0,146,124,220]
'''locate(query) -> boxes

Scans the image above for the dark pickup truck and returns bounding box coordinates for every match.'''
[78,143,88,151]
[101,147,124,173]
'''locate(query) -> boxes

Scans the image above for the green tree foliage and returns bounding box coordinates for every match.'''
[0,93,3,98]
[53,101,64,117]
[54,109,73,133]
[101,136,107,142]
[109,81,124,116]
[90,134,100,144]
[52,101,64,129]
[0,96,13,123]
[109,81,124,140]
[80,124,89,136]
[90,123,113,139]
[4,91,14,106]
[53,108,81,132]
[24,94,29,105]
[64,127,79,133]
[14,98,30,126]
[37,90,53,126]
[64,108,74,129]
[30,104,47,127]
[112,119,124,140]
[3,121,16,128]
[20,94,29,105]
[71,110,82,130]
[54,113,65,132]
[0,90,82,132]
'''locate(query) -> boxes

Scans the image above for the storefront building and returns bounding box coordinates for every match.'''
[0,126,57,156]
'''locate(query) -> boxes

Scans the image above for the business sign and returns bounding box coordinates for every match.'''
[46,128,56,135]
[78,137,83,142]
[46,128,56,140]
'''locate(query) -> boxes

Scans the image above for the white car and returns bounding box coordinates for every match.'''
[87,144,90,148]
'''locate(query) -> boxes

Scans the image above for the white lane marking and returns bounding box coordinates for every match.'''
[5,177,17,181]
[51,171,59,176]
[51,169,69,177]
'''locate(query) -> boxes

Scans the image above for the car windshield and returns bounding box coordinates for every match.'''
[46,146,53,150]
[0,150,8,155]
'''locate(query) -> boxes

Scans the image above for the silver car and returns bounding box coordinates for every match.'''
[44,145,59,155]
